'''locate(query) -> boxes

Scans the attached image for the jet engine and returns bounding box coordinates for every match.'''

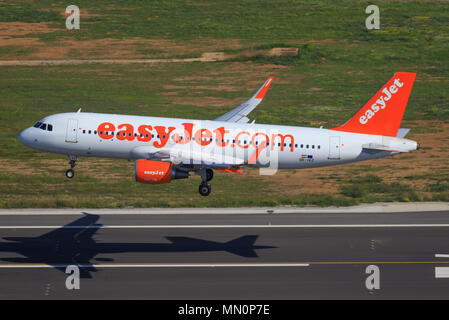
[135,159,189,184]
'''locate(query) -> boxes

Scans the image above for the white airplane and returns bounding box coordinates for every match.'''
[18,72,419,196]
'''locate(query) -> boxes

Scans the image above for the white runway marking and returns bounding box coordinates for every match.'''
[435,267,449,278]
[435,254,449,258]
[1,224,449,229]
[0,263,309,268]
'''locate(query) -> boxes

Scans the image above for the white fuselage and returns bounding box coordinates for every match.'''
[18,112,418,169]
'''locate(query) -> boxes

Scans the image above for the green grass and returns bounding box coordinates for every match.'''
[340,175,419,202]
[0,0,448,207]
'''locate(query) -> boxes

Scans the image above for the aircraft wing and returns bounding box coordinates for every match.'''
[213,77,273,123]
[38,213,102,240]
[168,149,244,166]
[131,146,244,167]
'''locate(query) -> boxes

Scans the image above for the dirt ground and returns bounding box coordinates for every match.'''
[0,20,246,60]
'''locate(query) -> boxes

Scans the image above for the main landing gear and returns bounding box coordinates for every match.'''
[198,168,214,196]
[65,155,77,179]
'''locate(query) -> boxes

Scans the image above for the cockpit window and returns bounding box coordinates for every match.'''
[47,124,53,131]
[33,122,42,128]
[39,123,47,130]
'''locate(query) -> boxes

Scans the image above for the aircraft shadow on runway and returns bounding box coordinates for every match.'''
[0,213,276,278]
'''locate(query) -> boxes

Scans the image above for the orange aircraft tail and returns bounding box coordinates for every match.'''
[331,72,416,137]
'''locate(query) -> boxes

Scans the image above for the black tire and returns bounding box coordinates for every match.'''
[205,168,214,182]
[199,182,211,196]
[65,169,75,179]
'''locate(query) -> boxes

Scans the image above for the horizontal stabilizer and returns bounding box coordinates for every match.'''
[396,128,410,138]
[225,235,259,258]
[362,143,406,153]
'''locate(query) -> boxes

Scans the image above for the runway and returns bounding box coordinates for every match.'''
[0,207,449,299]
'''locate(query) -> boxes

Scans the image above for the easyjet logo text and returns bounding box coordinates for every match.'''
[144,170,165,175]
[359,78,403,125]
[96,122,295,161]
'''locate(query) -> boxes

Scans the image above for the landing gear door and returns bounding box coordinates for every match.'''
[65,119,78,143]
[329,136,340,160]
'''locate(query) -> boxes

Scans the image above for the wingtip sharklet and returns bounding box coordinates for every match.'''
[255,76,274,99]
[213,76,274,123]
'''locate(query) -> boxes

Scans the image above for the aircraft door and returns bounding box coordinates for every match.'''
[65,119,78,143]
[328,136,340,160]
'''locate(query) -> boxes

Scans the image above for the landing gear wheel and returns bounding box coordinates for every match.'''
[199,182,211,196]
[205,168,214,182]
[66,155,77,179]
[65,169,75,179]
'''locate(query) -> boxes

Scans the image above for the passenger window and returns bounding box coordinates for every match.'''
[318,145,320,149]
[312,145,315,149]
[94,130,97,134]
[306,145,309,148]
[82,129,86,134]
[301,144,303,148]
[88,130,91,134]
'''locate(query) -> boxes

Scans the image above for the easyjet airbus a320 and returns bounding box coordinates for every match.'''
[19,72,419,196]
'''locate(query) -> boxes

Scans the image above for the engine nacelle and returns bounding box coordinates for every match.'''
[135,160,189,184]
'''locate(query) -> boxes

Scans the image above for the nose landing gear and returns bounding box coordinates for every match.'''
[65,155,77,179]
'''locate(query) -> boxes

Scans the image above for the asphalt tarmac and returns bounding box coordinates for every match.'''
[0,207,449,299]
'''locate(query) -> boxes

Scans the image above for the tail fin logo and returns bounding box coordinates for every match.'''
[331,72,416,137]
[360,78,404,125]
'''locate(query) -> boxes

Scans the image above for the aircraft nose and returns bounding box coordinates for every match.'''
[18,128,33,147]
